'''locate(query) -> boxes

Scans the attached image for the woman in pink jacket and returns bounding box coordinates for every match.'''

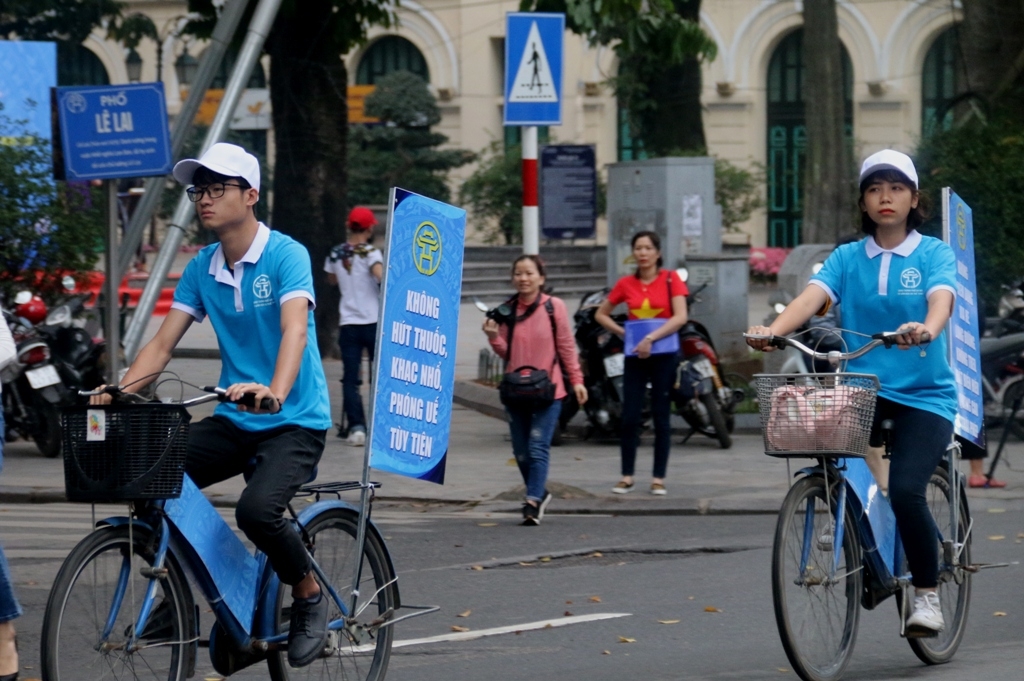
[483,255,588,525]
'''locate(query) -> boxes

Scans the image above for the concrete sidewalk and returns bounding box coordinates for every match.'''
[3,357,1023,515]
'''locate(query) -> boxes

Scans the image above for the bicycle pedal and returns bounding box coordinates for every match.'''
[903,625,940,639]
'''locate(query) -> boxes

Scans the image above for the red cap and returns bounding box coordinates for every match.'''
[16,296,48,325]
[348,206,378,231]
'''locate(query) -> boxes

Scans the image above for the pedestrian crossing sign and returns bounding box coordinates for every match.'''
[504,12,564,126]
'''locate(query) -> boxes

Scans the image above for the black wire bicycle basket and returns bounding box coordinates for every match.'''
[62,403,191,502]
[754,373,880,458]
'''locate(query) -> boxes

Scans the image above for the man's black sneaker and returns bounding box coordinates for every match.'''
[288,591,329,667]
[537,491,553,521]
[522,502,539,526]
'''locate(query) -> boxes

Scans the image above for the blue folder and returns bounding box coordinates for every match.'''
[624,319,680,356]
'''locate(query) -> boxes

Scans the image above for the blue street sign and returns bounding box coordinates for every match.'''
[369,188,466,484]
[943,190,985,449]
[504,12,564,126]
[56,83,172,180]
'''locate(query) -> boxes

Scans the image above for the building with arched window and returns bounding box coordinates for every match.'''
[69,1,965,246]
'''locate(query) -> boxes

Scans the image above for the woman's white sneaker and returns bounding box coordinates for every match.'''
[906,591,944,635]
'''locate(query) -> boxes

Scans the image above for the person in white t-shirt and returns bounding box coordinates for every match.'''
[324,207,383,444]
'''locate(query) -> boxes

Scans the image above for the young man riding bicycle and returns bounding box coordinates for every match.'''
[747,149,958,637]
[91,143,333,668]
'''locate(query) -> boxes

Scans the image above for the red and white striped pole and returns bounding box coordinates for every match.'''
[521,125,539,255]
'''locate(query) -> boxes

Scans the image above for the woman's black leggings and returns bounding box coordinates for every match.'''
[869,397,953,589]
[620,353,677,478]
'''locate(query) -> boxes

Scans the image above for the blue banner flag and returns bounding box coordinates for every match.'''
[943,189,985,449]
[369,189,466,483]
[56,82,172,180]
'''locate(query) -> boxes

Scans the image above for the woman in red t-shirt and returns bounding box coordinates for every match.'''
[595,231,688,495]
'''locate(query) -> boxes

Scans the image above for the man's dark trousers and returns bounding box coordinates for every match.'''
[339,323,377,433]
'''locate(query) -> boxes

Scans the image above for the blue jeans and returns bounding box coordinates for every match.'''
[0,407,22,623]
[339,323,377,433]
[507,400,562,502]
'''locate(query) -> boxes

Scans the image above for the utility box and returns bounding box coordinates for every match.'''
[606,157,719,283]
[606,157,749,362]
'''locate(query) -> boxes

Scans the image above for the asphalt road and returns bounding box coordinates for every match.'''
[2,502,1021,681]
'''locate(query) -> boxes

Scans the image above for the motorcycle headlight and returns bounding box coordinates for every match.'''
[46,304,72,327]
[999,296,1013,318]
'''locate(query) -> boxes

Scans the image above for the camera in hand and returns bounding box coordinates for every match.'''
[486,303,515,325]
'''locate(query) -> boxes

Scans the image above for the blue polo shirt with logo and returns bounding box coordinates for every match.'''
[171,223,332,431]
[810,230,958,423]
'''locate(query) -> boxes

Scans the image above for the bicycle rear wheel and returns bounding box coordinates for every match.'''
[773,475,862,681]
[268,507,396,681]
[41,525,193,681]
[903,466,972,664]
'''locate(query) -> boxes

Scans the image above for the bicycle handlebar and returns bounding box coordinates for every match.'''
[79,385,278,411]
[743,329,932,363]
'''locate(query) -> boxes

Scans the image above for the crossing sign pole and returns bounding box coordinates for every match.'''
[504,12,564,255]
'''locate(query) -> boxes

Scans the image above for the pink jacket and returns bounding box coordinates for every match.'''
[488,294,584,400]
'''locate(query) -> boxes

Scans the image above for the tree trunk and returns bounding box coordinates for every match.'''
[801,0,851,244]
[961,0,1024,112]
[268,0,347,357]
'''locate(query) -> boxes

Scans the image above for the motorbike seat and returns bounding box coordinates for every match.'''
[979,332,1024,360]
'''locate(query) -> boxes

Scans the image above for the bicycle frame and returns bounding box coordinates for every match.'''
[94,474,398,654]
[794,438,968,604]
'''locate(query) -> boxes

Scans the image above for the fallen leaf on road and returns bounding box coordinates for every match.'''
[658,619,680,625]
[618,636,636,644]
[519,561,535,566]
[994,611,1007,617]
[1017,533,1024,538]
[589,596,602,603]
[451,625,470,632]
[704,606,721,613]
[565,611,574,616]
[602,650,611,655]
[777,668,790,673]
[458,610,471,618]
[471,565,484,571]
[688,596,695,600]
[566,600,573,604]
[988,535,1006,541]
[575,456,583,461]
[540,556,552,562]
[987,508,1006,513]
[544,623,553,629]
[477,523,497,527]
[590,551,604,558]
[506,458,517,466]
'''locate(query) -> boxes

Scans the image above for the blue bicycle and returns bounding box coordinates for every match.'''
[40,385,434,681]
[751,333,974,681]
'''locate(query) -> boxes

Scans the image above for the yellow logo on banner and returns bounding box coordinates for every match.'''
[956,204,967,251]
[413,221,441,275]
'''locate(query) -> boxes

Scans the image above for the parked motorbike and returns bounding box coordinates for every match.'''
[672,268,743,449]
[979,331,1024,439]
[985,280,1024,337]
[2,301,67,458]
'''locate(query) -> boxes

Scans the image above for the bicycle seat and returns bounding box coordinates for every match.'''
[243,457,318,484]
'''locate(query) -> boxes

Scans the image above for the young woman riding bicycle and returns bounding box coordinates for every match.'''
[747,149,958,636]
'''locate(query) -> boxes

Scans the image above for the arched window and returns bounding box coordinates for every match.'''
[356,36,429,85]
[57,43,110,86]
[765,29,853,247]
[617,100,647,162]
[922,26,963,138]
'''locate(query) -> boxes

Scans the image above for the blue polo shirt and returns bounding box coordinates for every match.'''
[810,231,958,423]
[171,223,331,431]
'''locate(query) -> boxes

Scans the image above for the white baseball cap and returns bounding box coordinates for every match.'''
[172,142,260,192]
[858,149,918,189]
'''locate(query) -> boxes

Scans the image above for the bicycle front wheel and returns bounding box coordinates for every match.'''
[268,507,396,681]
[41,525,193,681]
[904,466,972,664]
[773,475,862,681]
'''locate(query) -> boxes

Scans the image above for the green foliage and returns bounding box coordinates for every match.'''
[714,159,765,232]
[106,12,158,49]
[0,112,105,305]
[348,72,474,205]
[521,0,716,154]
[0,0,122,43]
[459,142,524,245]
[916,113,1024,311]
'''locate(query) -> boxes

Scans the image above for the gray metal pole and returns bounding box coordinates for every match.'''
[105,181,120,385]
[123,0,284,360]
[115,0,251,281]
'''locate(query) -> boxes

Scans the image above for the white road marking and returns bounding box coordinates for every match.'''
[388,612,632,650]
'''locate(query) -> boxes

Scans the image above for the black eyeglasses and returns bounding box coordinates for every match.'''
[186,182,246,202]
